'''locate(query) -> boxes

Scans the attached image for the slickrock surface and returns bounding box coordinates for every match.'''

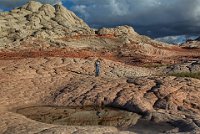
[0,1,200,134]
[158,60,200,74]
[0,57,155,108]
[0,57,200,133]
[0,57,144,134]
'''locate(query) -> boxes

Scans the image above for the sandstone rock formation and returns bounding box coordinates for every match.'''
[0,57,200,133]
[181,36,200,49]
[0,1,199,64]
[0,1,199,134]
[182,40,200,49]
[162,60,200,74]
[0,1,93,48]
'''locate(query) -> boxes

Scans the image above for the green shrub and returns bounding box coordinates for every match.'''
[170,72,200,79]
[143,63,170,68]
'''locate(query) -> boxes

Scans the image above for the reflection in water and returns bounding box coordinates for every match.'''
[131,119,175,134]
[16,106,175,133]
[16,106,140,129]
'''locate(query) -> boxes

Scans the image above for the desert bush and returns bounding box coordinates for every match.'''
[170,72,200,79]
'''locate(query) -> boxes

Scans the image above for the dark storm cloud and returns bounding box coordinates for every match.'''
[70,0,200,37]
[0,0,200,37]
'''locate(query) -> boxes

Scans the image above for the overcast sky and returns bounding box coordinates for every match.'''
[0,0,200,38]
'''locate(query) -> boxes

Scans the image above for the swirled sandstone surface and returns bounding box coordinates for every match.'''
[0,1,200,134]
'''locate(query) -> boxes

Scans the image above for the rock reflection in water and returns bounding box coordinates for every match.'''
[130,119,176,134]
[16,106,140,129]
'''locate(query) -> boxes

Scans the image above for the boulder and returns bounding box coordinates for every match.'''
[97,26,137,36]
[22,1,43,12]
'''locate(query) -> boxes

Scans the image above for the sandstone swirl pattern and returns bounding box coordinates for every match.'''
[0,1,200,134]
[0,57,200,133]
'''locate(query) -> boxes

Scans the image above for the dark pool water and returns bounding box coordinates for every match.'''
[130,119,175,134]
[15,106,175,133]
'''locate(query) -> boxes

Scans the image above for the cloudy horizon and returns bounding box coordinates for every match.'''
[0,0,200,38]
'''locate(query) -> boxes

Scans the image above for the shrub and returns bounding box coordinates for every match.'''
[170,72,200,79]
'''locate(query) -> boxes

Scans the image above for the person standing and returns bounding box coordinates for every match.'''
[95,60,101,77]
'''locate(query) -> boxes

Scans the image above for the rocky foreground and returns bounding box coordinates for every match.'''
[0,1,200,134]
[0,57,200,134]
